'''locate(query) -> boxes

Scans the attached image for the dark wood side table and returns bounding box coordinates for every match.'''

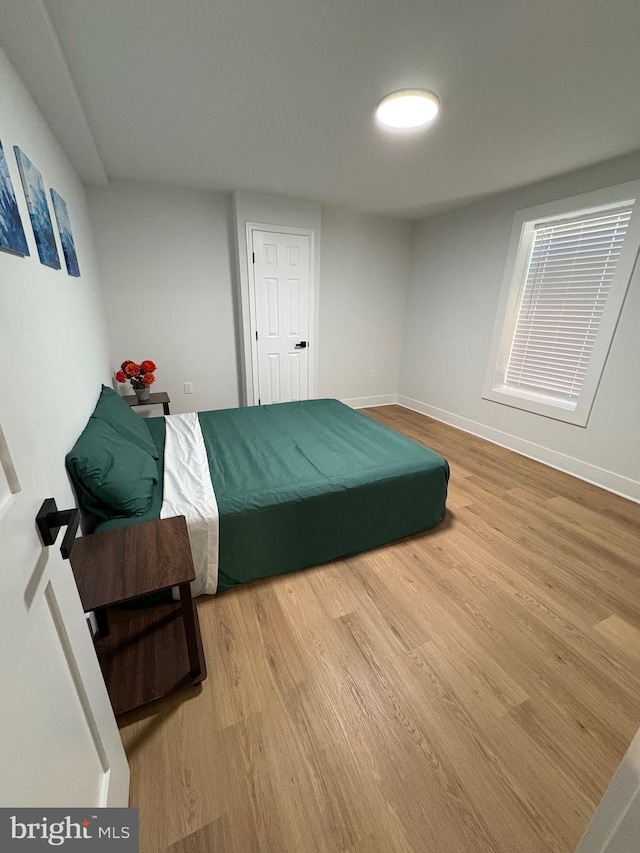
[69,516,206,715]
[123,391,171,415]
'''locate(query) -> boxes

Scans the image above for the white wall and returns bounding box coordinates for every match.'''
[318,207,411,406]
[400,151,640,501]
[87,180,240,415]
[0,45,111,506]
[88,184,413,413]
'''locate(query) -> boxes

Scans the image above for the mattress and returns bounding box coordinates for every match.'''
[96,399,449,592]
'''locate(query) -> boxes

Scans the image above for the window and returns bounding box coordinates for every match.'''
[483,182,640,426]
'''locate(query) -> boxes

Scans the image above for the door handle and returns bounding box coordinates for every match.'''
[294,341,308,349]
[36,498,80,559]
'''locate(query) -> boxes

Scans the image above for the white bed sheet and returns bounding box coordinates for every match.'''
[160,412,219,595]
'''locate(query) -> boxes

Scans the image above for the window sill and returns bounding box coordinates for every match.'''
[482,385,589,427]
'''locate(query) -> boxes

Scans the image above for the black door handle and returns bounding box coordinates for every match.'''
[36,498,80,559]
[294,341,308,349]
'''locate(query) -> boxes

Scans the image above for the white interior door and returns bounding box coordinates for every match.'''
[251,229,312,405]
[576,727,640,852]
[0,403,129,806]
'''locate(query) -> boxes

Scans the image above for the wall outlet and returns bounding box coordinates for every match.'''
[371,369,377,381]
[184,382,193,394]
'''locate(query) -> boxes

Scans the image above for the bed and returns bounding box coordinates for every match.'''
[67,388,449,595]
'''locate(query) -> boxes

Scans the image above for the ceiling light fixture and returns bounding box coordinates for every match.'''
[375,89,440,129]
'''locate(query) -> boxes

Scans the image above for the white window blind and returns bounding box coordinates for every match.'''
[504,203,633,407]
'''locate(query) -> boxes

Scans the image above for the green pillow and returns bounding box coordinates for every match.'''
[66,418,158,518]
[91,384,159,459]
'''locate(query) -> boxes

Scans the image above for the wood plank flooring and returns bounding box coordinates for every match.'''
[118,405,640,852]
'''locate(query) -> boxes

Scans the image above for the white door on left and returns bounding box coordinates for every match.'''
[0,386,129,806]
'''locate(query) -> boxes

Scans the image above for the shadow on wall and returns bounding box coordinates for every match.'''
[226,197,246,407]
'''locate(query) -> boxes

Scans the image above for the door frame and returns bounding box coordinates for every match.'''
[244,222,317,406]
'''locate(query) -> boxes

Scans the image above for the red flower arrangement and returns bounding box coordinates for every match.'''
[115,359,157,390]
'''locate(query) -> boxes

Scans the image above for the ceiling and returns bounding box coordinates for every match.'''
[3,0,640,218]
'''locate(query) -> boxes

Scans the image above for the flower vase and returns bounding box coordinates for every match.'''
[134,386,150,403]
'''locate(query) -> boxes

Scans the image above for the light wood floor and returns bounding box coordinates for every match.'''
[119,406,640,853]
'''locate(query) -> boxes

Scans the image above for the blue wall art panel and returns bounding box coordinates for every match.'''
[14,146,60,270]
[0,139,29,257]
[50,189,80,277]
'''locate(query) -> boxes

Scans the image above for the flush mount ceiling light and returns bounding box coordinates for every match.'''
[375,89,440,129]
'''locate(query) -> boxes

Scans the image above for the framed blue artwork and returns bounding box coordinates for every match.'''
[14,146,60,270]
[50,189,80,277]
[0,139,29,257]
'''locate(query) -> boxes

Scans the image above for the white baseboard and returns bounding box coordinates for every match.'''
[341,394,399,409]
[397,395,640,504]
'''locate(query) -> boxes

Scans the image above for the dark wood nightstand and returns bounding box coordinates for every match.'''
[123,391,171,415]
[69,516,206,715]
